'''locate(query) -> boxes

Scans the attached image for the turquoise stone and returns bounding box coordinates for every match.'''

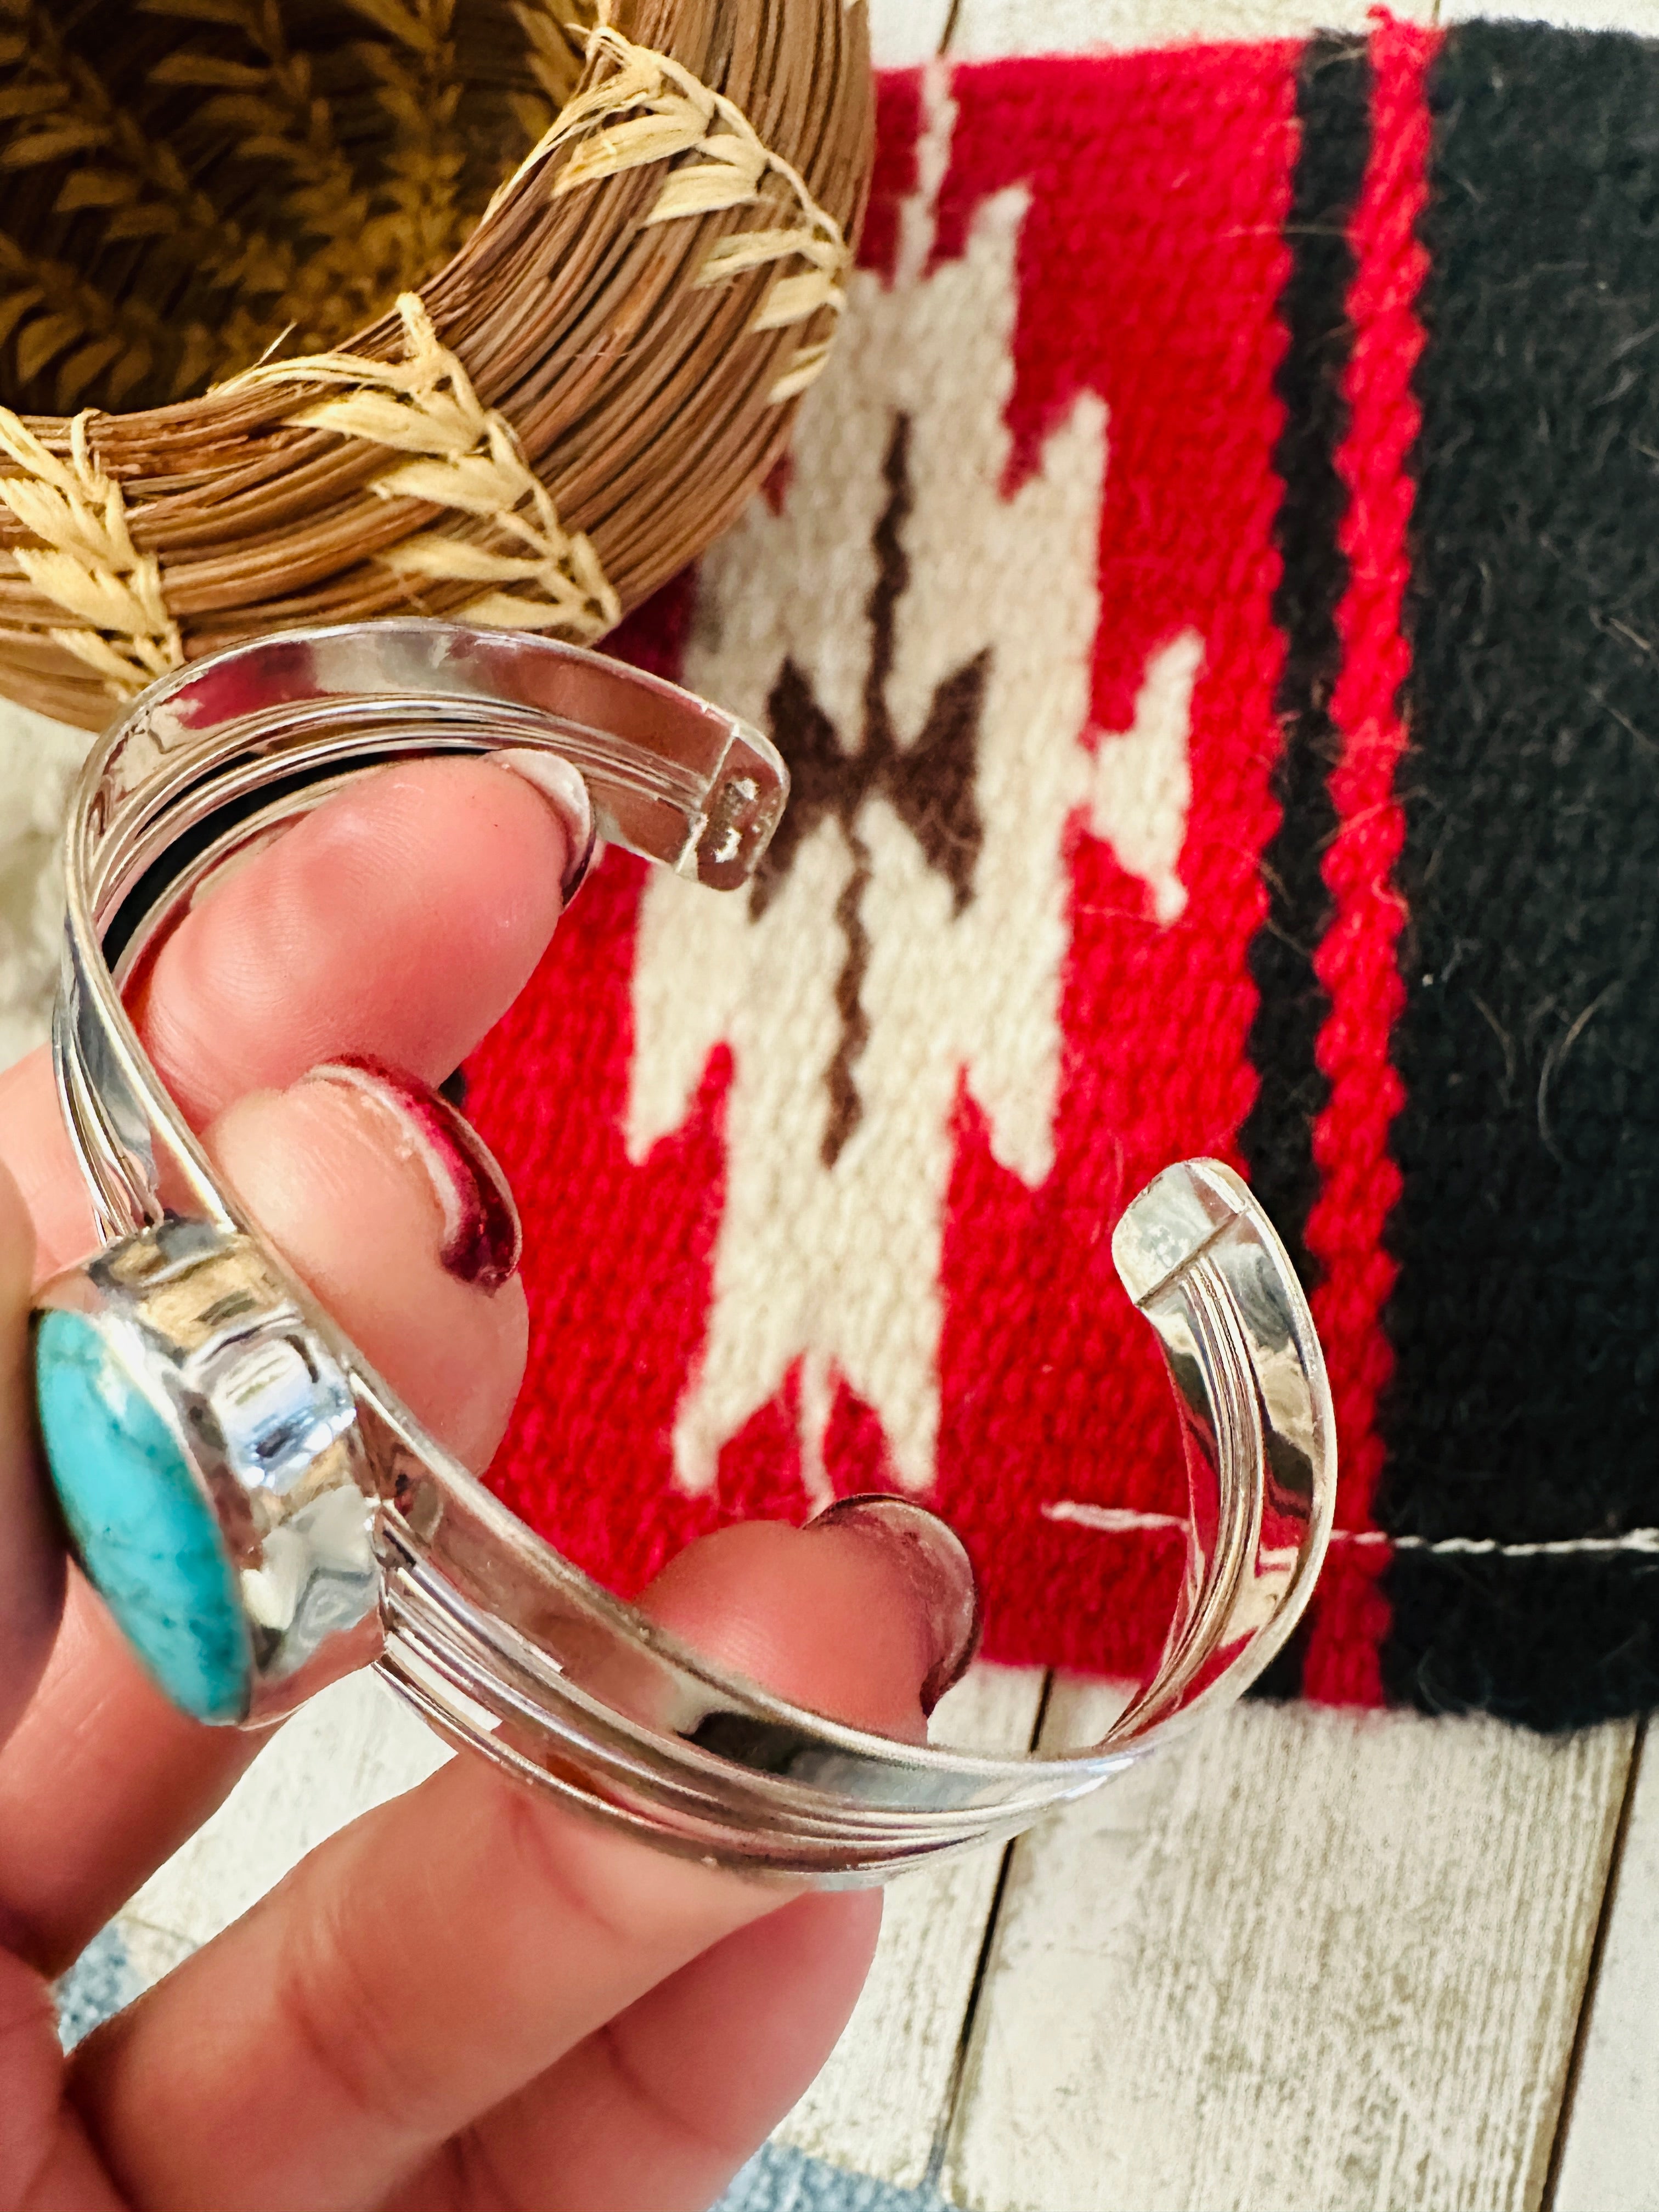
[35,1310,250,1724]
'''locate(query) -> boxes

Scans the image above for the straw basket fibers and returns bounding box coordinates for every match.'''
[0,0,873,727]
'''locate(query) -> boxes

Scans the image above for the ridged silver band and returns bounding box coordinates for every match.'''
[44,621,1336,1883]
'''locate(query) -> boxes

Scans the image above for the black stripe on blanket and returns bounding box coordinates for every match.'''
[1378,22,1659,1728]
[1246,32,1372,1703]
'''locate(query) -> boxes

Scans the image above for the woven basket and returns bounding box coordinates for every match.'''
[0,0,872,729]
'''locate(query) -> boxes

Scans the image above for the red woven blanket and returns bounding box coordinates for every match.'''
[470,18,1659,1731]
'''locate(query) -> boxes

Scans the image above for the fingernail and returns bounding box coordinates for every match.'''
[493,749,597,904]
[807,1494,983,1716]
[301,1054,522,1293]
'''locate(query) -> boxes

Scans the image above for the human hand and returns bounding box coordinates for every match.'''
[0,757,977,2212]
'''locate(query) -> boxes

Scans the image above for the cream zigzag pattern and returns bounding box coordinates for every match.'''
[524,20,851,403]
[0,408,182,696]
[228,292,620,639]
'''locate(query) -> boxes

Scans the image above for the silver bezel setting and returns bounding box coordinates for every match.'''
[37,1217,380,1723]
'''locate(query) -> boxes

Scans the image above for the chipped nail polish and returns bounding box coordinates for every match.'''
[492,748,598,903]
[807,1493,984,1715]
[302,1054,523,1293]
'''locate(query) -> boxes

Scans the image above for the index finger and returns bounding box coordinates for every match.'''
[0,755,575,1277]
[132,754,578,1129]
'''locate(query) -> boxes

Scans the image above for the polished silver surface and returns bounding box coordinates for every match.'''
[39,621,1336,1881]
[36,1218,381,1721]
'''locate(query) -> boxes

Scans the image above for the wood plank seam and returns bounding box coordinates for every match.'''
[772,1664,1050,2185]
[943,1700,1634,2211]
[1542,1713,1651,2210]
[920,1669,1057,2194]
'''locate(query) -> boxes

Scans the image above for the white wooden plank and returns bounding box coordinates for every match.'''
[946,1689,1632,2212]
[945,0,1435,58]
[1550,1723,1659,2212]
[119,1669,448,1974]
[776,1663,1048,2189]
[866,0,953,67]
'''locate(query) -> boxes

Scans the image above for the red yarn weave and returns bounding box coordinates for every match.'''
[466,40,1429,1697]
[1300,19,1438,1705]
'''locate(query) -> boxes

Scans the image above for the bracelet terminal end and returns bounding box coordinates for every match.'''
[1111,1157,1255,1311]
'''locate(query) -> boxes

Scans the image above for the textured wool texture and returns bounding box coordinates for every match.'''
[471,44,1293,1690]
[1267,16,1433,1708]
[1377,21,1659,1726]
[1240,30,1370,1704]
[461,22,1659,1732]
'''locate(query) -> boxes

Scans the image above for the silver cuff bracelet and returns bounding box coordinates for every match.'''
[31,620,1335,1883]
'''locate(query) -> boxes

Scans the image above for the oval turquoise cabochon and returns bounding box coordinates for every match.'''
[35,1309,250,1724]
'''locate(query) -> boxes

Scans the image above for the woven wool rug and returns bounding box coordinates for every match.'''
[460,14,1659,1735]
